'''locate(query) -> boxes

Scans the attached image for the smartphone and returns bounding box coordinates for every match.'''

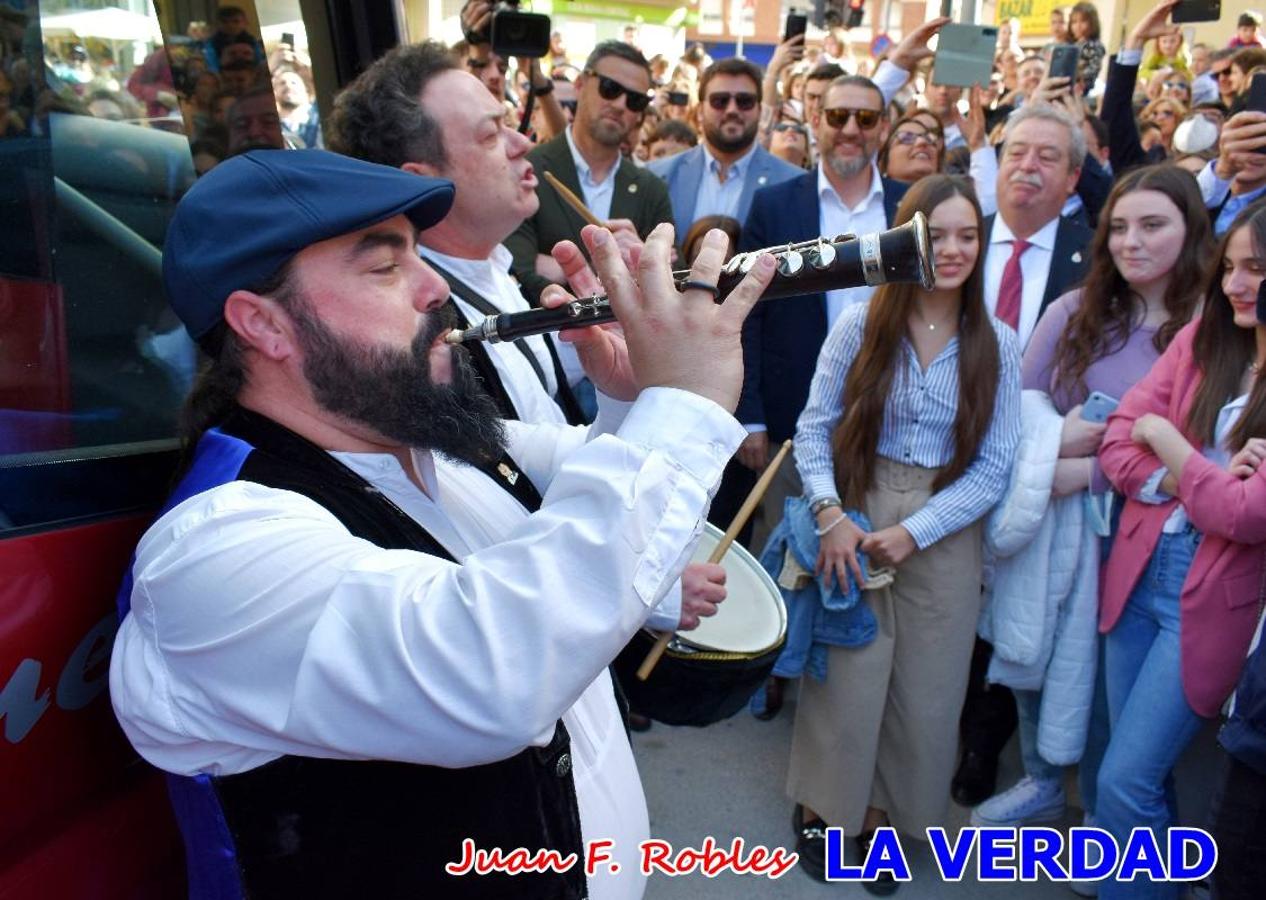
[1251,74,1266,154]
[933,24,999,88]
[1172,0,1221,24]
[784,11,807,43]
[1258,279,1266,326]
[1082,391,1120,424]
[1049,44,1079,82]
[281,31,295,48]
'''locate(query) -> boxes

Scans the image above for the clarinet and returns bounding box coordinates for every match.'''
[445,213,935,345]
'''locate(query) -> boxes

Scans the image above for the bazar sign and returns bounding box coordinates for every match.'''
[533,1,697,27]
[994,0,1058,39]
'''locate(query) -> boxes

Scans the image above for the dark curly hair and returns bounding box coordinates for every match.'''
[1050,165,1210,408]
[328,41,455,169]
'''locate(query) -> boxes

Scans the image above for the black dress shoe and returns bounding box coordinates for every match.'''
[856,832,900,896]
[627,712,652,732]
[795,816,829,883]
[951,749,998,807]
[753,676,785,721]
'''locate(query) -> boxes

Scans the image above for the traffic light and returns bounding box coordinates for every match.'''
[846,0,865,29]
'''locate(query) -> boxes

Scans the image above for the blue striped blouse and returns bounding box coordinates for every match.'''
[794,301,1022,550]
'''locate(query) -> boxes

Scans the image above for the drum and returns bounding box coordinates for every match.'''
[612,523,787,727]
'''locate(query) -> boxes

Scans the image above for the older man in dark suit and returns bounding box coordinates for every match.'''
[506,41,673,307]
[956,99,1093,810]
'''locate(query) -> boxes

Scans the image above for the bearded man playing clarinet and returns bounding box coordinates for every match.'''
[108,148,775,900]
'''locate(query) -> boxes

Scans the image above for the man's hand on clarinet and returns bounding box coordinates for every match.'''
[583,222,775,412]
[677,562,726,631]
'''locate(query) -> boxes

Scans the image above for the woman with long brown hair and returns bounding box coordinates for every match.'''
[789,175,1021,890]
[1095,199,1266,900]
[971,165,1212,837]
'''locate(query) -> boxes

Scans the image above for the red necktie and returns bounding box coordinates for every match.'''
[995,238,1030,331]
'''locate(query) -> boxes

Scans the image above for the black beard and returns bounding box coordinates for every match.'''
[292,300,508,467]
[704,118,758,154]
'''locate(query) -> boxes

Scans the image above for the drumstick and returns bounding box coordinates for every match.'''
[636,439,794,682]
[544,171,604,228]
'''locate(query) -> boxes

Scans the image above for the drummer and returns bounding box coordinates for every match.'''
[108,149,775,899]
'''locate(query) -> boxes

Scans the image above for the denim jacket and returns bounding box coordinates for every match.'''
[758,495,878,682]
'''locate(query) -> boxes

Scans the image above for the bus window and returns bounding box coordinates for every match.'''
[1,1,198,535]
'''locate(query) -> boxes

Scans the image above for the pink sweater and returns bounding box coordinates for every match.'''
[1099,320,1266,717]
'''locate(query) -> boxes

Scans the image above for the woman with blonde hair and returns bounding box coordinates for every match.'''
[1140,96,1187,155]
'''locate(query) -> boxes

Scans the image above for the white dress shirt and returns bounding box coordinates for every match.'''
[565,126,619,221]
[818,162,887,328]
[110,388,746,900]
[694,141,758,222]
[983,214,1061,351]
[420,243,564,425]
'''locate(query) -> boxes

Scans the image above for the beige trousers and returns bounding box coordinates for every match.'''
[787,458,984,836]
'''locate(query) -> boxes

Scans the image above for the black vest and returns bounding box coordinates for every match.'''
[207,409,587,899]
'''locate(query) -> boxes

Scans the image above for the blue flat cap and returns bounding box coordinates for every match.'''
[163,149,455,341]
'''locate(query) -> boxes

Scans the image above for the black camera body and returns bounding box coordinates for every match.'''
[469,0,552,59]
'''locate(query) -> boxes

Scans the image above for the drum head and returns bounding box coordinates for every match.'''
[682,523,786,654]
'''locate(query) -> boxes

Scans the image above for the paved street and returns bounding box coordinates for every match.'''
[632,683,1221,899]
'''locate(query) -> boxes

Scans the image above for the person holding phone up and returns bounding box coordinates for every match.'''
[973,166,1214,849]
[1198,58,1266,234]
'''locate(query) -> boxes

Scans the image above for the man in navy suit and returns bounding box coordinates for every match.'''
[733,74,907,549]
[648,58,803,246]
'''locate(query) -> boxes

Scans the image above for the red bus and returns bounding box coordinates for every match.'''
[0,2,402,896]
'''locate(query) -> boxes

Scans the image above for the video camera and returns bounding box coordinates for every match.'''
[465,0,552,59]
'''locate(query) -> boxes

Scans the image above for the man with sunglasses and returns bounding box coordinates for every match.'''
[732,74,907,560]
[648,58,802,250]
[507,41,674,308]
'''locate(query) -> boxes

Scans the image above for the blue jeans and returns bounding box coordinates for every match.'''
[1014,638,1110,817]
[1097,528,1204,900]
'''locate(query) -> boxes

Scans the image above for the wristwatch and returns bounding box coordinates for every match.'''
[810,497,842,516]
[531,79,554,97]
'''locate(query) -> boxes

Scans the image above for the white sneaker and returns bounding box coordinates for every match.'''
[969,775,1066,827]
[1068,812,1098,896]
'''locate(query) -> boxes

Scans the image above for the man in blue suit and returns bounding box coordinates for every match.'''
[648,58,803,249]
[734,74,907,498]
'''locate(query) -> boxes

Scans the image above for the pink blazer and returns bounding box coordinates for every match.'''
[1099,320,1265,717]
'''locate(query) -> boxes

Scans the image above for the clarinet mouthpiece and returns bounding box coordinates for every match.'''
[445,326,478,344]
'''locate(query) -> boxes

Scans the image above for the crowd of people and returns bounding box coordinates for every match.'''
[97,1,1266,899]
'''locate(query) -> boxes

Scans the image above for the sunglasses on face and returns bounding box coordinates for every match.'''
[822,106,882,130]
[1164,81,1189,91]
[772,121,806,135]
[1213,68,1232,79]
[560,99,577,114]
[586,70,651,112]
[666,90,689,105]
[1151,108,1176,119]
[706,91,758,111]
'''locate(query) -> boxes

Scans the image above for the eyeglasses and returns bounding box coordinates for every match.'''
[1163,81,1190,91]
[560,100,577,114]
[706,91,758,111]
[822,106,882,130]
[1151,108,1176,120]
[666,90,689,106]
[892,129,941,147]
[585,70,651,112]
[1213,68,1233,80]
[772,121,806,135]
